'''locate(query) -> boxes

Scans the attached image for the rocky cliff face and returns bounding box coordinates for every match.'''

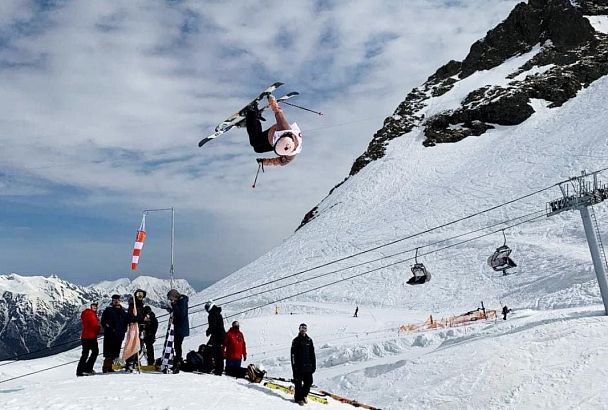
[0,273,195,361]
[299,0,608,229]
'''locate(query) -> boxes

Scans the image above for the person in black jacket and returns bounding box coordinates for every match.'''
[100,294,128,373]
[141,305,158,366]
[291,323,316,405]
[167,289,189,371]
[205,301,226,376]
[125,289,147,371]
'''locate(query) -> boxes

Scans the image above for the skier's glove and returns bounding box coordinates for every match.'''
[256,158,264,165]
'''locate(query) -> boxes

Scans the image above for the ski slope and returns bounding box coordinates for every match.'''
[1,303,607,409]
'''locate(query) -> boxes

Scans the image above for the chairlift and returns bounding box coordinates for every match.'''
[488,230,517,276]
[407,248,431,285]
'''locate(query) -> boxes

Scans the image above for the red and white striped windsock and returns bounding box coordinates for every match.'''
[131,214,147,270]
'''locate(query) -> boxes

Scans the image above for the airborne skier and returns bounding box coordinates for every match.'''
[245,94,303,167]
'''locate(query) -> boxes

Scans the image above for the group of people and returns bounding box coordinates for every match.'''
[77,291,317,405]
[77,288,185,375]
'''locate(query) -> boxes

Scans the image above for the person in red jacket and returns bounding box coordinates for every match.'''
[224,320,247,377]
[77,302,101,376]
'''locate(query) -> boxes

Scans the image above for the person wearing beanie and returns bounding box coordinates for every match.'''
[291,323,316,405]
[100,295,128,373]
[76,302,100,376]
[224,320,247,377]
[205,301,226,375]
[246,94,303,167]
[166,289,189,372]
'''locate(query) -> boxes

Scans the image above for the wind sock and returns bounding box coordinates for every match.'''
[131,214,146,270]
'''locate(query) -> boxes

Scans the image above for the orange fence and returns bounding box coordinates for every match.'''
[399,309,497,334]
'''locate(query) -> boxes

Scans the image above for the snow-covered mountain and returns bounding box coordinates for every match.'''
[89,275,195,303]
[0,273,194,360]
[0,274,102,360]
[3,1,608,409]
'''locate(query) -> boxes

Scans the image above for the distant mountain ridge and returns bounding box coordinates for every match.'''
[0,273,195,360]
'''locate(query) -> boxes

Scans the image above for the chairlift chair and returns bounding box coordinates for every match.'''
[488,231,517,276]
[407,248,431,285]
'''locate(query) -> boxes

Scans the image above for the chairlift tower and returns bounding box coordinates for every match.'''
[546,170,608,314]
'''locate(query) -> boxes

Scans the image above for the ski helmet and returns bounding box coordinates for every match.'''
[273,133,298,156]
[205,301,215,312]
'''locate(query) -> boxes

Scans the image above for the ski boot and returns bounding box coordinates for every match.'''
[238,101,266,125]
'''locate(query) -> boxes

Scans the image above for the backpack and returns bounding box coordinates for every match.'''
[185,350,204,371]
[246,364,266,383]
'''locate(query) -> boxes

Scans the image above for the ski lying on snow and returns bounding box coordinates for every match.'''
[263,381,328,405]
[318,390,381,410]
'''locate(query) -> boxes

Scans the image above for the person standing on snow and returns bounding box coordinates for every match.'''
[124,289,147,371]
[224,320,247,377]
[205,301,226,375]
[291,323,316,406]
[100,295,128,373]
[141,305,158,366]
[353,306,359,318]
[502,305,512,320]
[167,289,189,372]
[245,95,303,167]
[76,302,101,376]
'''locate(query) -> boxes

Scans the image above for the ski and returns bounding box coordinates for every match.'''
[198,82,283,148]
[263,381,328,405]
[198,86,300,149]
[318,390,381,410]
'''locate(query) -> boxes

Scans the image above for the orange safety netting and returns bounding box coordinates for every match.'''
[399,309,497,334]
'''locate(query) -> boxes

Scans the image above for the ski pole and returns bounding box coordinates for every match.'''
[281,101,323,116]
[252,162,264,189]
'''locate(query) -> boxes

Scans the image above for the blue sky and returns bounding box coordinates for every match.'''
[0,0,519,290]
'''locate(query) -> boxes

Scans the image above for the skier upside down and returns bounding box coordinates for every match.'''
[245,95,302,167]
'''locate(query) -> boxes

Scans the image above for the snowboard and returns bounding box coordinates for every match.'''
[263,381,328,405]
[198,82,298,148]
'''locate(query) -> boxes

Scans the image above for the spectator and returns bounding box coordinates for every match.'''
[205,301,226,376]
[167,289,189,372]
[100,295,128,373]
[224,320,247,377]
[291,323,316,406]
[76,302,100,376]
[141,305,158,366]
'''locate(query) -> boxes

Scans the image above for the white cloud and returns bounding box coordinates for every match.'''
[0,0,520,285]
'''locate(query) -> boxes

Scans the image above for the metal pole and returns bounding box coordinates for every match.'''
[580,206,608,315]
[141,207,175,287]
[170,207,175,288]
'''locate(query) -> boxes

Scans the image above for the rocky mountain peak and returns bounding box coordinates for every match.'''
[299,0,608,229]
[572,0,608,15]
[461,0,595,78]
